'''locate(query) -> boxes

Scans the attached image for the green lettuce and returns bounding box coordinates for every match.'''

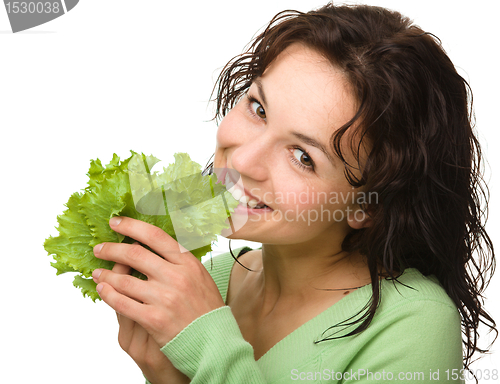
[44,152,238,301]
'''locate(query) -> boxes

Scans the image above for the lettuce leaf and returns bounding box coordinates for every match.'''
[44,152,238,301]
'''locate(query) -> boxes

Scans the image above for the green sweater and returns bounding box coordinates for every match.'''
[151,248,464,383]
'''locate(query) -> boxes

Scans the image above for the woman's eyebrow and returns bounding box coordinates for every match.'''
[292,132,334,163]
[254,78,335,164]
[254,78,268,107]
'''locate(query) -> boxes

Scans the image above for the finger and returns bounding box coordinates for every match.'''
[126,322,151,353]
[112,262,132,275]
[108,216,191,264]
[116,306,140,327]
[94,268,152,303]
[117,314,149,353]
[94,242,164,279]
[114,262,133,322]
[97,282,147,324]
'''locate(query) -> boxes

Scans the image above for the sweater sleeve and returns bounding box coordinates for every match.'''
[159,306,267,383]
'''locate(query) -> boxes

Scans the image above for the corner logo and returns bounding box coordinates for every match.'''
[3,0,79,33]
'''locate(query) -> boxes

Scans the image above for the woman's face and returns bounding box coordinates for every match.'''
[214,43,366,246]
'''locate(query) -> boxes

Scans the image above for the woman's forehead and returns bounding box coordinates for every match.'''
[257,43,357,137]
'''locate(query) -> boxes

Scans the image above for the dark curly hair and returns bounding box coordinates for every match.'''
[210,2,496,375]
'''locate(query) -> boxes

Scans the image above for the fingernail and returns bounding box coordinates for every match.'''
[109,217,122,226]
[94,243,103,255]
[96,284,103,295]
[92,269,102,282]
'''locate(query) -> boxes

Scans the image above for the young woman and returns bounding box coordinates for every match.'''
[91,3,496,383]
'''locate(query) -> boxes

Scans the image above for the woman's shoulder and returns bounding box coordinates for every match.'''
[319,269,464,376]
[376,268,459,317]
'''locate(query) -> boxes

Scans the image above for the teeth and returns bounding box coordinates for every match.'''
[247,199,258,208]
[231,189,243,201]
[239,196,250,205]
[228,188,267,209]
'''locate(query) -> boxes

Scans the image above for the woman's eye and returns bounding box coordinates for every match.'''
[292,148,313,167]
[251,101,266,119]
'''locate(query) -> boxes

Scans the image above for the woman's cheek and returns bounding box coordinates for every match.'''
[279,187,316,214]
[277,185,353,225]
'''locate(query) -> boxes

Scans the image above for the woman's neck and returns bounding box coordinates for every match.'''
[248,242,371,317]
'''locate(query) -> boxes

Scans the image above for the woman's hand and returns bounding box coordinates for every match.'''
[92,217,226,379]
[110,263,190,384]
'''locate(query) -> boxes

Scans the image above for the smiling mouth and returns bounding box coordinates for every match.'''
[228,185,271,209]
[223,172,272,210]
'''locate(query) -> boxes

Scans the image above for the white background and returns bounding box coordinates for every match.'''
[1,0,498,383]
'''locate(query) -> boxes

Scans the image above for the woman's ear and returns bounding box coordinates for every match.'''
[347,206,373,229]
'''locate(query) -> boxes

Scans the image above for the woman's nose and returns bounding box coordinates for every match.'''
[230,135,270,183]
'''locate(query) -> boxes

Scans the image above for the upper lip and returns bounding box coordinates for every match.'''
[243,186,267,206]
